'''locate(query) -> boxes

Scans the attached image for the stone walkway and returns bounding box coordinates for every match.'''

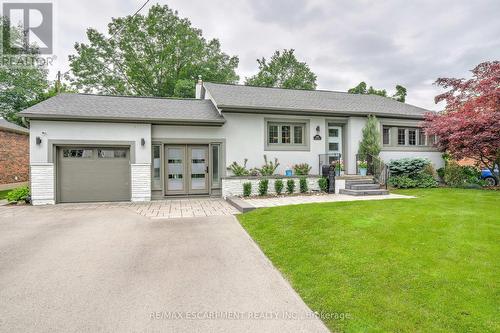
[0,198,239,219]
[242,193,414,208]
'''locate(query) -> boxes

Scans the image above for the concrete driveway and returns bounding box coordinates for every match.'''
[0,205,329,333]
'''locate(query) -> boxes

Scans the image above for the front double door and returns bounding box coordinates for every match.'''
[165,145,209,195]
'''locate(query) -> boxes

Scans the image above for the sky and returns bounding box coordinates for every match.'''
[42,0,500,110]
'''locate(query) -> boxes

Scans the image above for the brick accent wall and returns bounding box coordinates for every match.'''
[0,129,29,185]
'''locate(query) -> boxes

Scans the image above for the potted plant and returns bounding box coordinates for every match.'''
[338,159,345,176]
[358,160,368,176]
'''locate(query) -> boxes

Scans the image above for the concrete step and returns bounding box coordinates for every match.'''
[348,184,382,190]
[339,189,389,196]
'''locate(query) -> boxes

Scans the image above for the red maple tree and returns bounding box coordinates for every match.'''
[423,61,500,179]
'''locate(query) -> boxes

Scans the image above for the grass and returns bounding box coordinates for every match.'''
[238,188,499,332]
[0,189,11,200]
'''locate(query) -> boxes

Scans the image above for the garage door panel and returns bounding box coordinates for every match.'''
[58,147,131,203]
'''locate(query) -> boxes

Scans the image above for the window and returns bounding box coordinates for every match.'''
[98,149,127,158]
[398,128,406,145]
[63,149,93,158]
[408,129,417,146]
[268,125,279,144]
[329,143,339,151]
[329,128,339,137]
[152,145,161,180]
[418,130,426,146]
[294,126,303,144]
[266,121,307,149]
[383,127,390,145]
[281,125,291,144]
[428,135,437,145]
[212,144,220,187]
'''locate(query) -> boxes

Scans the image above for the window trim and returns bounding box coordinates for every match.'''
[264,118,310,151]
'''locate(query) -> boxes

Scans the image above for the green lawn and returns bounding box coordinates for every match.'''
[0,189,10,200]
[238,188,499,332]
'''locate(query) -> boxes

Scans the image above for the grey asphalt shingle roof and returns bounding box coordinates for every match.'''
[19,93,225,124]
[0,118,29,134]
[204,82,431,118]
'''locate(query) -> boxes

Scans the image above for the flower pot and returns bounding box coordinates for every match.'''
[359,168,367,176]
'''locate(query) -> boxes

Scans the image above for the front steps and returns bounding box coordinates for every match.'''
[339,177,389,196]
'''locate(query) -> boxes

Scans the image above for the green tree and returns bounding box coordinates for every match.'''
[392,84,407,102]
[0,18,49,125]
[358,115,381,158]
[68,4,239,97]
[348,81,407,102]
[245,49,317,90]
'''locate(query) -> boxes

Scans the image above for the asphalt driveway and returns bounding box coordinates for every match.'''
[0,205,328,333]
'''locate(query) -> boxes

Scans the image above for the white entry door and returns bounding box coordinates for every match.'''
[328,125,342,163]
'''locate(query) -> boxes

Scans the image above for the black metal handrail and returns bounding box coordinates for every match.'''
[356,154,389,189]
[319,153,342,175]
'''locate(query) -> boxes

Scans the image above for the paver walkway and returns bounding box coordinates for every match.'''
[243,193,414,208]
[0,197,239,219]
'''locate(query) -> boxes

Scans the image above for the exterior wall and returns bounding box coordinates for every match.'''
[345,117,367,174]
[380,151,445,169]
[131,164,151,201]
[30,163,54,205]
[153,113,329,176]
[0,129,29,185]
[29,120,151,204]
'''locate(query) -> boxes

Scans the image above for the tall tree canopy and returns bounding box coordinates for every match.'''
[423,61,500,179]
[0,18,49,125]
[348,81,407,102]
[68,4,239,97]
[245,49,317,90]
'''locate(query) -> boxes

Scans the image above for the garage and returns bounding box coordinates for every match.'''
[57,147,131,203]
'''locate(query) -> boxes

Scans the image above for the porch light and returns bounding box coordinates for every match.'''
[141,138,146,146]
[36,136,42,145]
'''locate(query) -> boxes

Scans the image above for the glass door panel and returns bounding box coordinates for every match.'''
[165,146,185,194]
[328,125,342,163]
[189,146,208,193]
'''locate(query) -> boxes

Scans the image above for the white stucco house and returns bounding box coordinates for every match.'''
[19,81,443,205]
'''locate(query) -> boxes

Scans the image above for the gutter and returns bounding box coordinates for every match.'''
[218,106,427,120]
[19,114,226,126]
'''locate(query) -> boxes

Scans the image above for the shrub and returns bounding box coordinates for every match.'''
[414,173,439,188]
[318,177,328,192]
[358,160,368,169]
[444,162,483,187]
[299,177,308,193]
[7,186,30,203]
[227,159,249,176]
[242,182,252,197]
[358,114,381,157]
[258,179,269,196]
[388,175,418,188]
[274,179,284,195]
[286,179,296,194]
[293,163,312,176]
[437,167,445,180]
[388,158,431,176]
[258,155,280,176]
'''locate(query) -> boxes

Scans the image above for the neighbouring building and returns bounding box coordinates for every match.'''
[0,118,30,190]
[19,81,443,205]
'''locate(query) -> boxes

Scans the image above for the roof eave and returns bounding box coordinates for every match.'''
[217,105,426,120]
[20,114,226,126]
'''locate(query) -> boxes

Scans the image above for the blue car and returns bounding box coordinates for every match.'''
[481,166,499,186]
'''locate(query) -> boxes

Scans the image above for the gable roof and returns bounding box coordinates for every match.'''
[204,82,431,119]
[0,118,29,135]
[19,93,225,125]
